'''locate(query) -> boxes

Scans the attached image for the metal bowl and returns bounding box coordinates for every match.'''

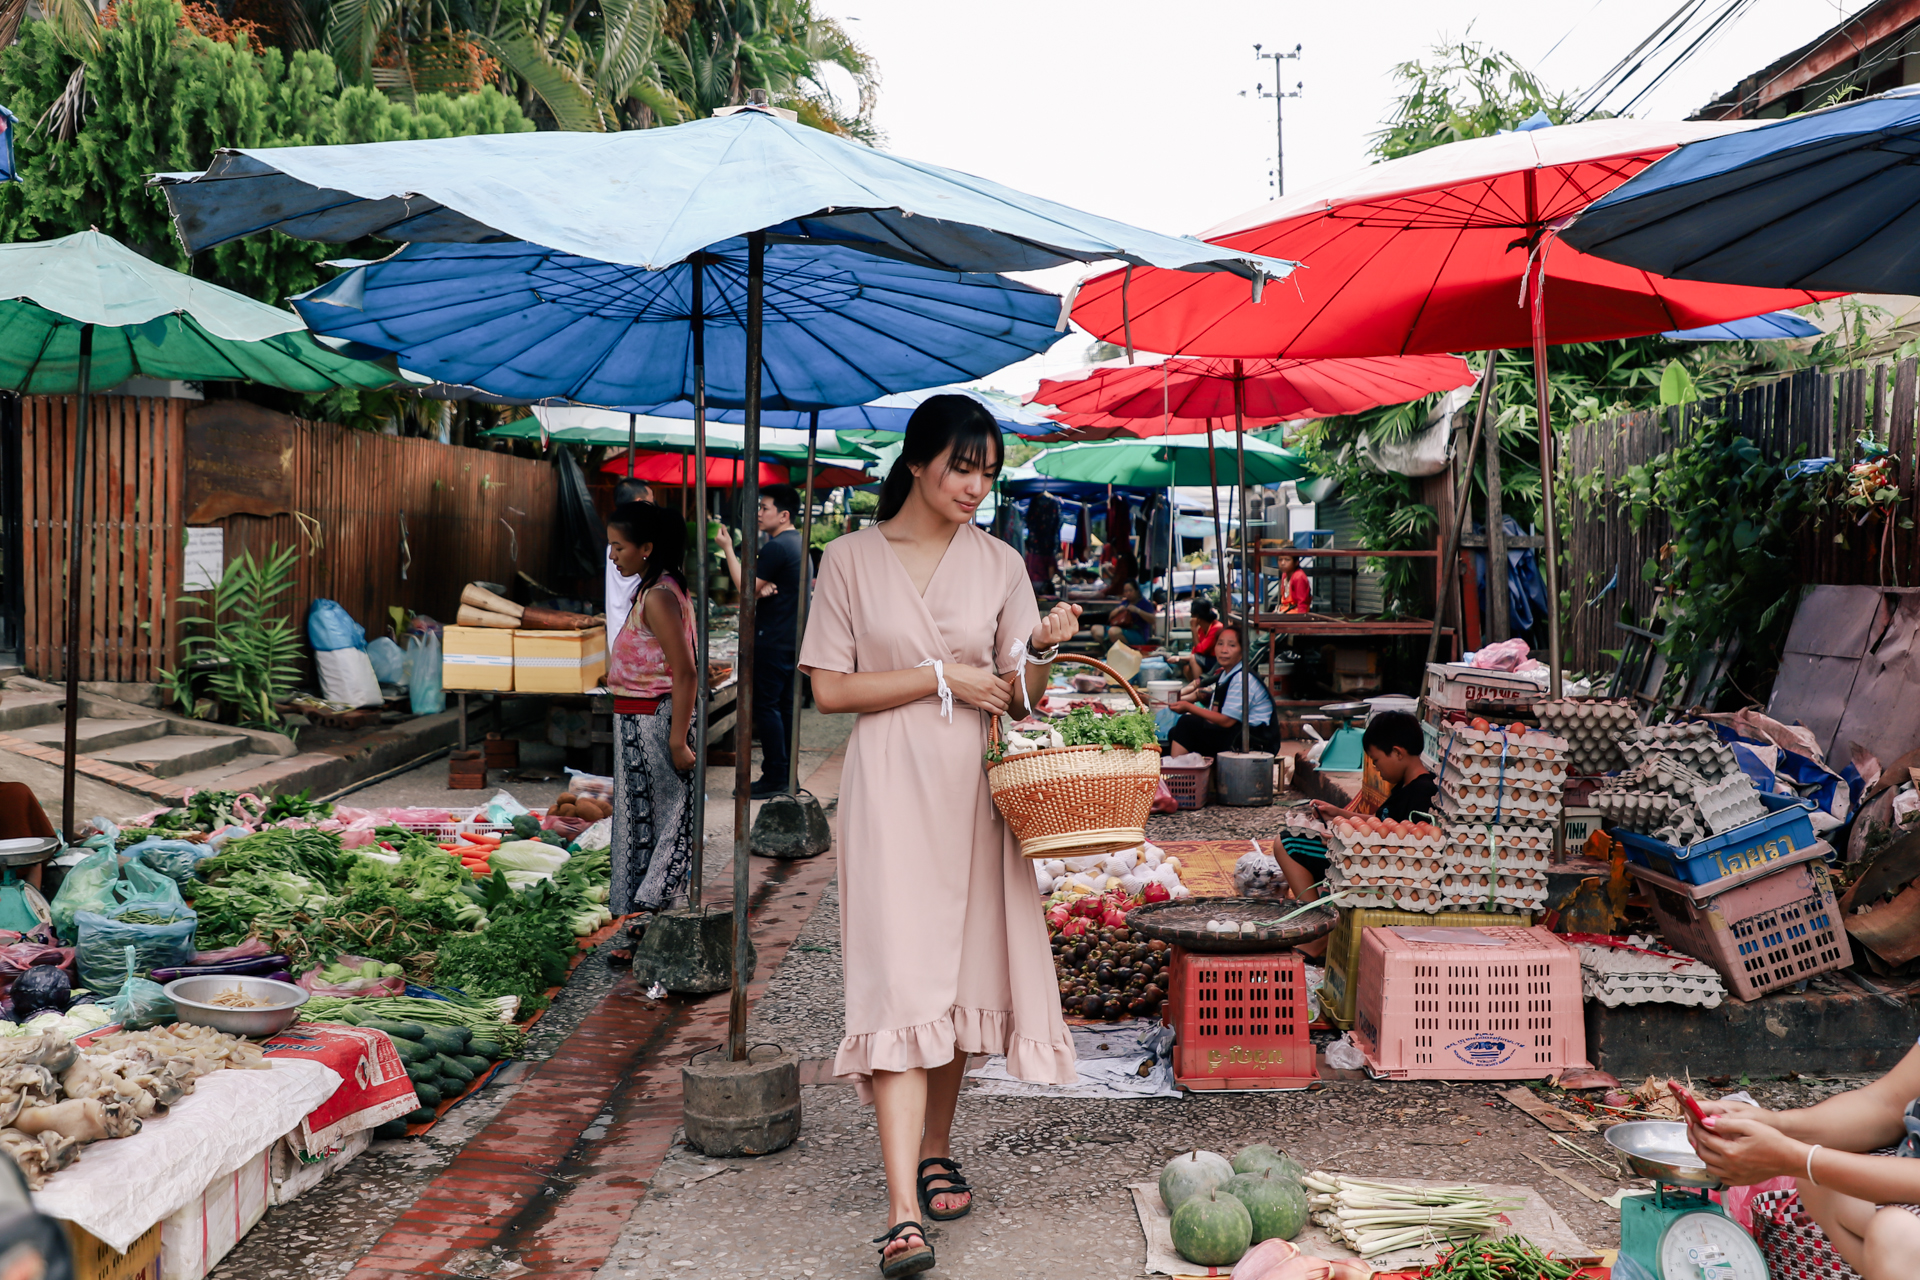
[163,975,308,1038]
[0,837,58,867]
[1604,1120,1721,1189]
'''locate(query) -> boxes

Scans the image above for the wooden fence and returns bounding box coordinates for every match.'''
[20,395,557,683]
[1564,360,1920,676]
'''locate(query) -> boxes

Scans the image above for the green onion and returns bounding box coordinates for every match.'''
[1304,1172,1517,1258]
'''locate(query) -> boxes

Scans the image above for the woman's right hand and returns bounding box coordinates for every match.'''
[945,663,1012,715]
[671,740,696,772]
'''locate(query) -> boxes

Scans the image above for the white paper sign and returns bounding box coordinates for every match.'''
[183,526,224,592]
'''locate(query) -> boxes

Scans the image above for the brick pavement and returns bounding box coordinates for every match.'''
[345,752,845,1280]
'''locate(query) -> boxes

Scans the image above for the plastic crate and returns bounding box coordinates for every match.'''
[1352,924,1589,1080]
[1628,840,1849,1001]
[1616,791,1817,886]
[1160,758,1211,810]
[1163,948,1317,1090]
[1320,905,1533,1030]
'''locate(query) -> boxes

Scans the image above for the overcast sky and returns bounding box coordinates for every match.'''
[818,0,1870,394]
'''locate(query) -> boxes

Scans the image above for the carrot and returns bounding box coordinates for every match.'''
[459,832,500,846]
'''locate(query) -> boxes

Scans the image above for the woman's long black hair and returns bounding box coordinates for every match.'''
[608,501,688,594]
[875,395,1004,521]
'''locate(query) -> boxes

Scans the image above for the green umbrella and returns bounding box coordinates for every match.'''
[1028,430,1310,487]
[0,231,401,834]
[487,411,873,468]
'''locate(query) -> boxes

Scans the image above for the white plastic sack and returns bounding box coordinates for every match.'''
[1357,385,1466,477]
[314,647,383,708]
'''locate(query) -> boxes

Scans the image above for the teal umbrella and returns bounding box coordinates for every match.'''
[1028,431,1309,487]
[486,408,871,467]
[0,231,401,834]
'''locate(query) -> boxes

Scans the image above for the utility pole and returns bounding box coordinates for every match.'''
[1244,43,1302,195]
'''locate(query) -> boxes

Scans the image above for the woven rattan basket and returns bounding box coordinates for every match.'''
[987,655,1162,860]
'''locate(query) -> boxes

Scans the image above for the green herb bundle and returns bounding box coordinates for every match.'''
[1053,706,1159,751]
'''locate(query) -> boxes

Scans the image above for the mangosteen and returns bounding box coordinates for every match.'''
[1081,995,1104,1018]
[1071,943,1090,963]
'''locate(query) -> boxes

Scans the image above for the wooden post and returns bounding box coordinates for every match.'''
[1484,385,1509,644]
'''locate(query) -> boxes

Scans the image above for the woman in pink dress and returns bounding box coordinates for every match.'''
[799,396,1082,1278]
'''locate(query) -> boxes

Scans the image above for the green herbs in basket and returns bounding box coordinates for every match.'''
[988,705,1159,764]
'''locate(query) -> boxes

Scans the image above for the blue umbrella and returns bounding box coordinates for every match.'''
[1563,86,1920,291]
[633,384,1067,436]
[292,239,1066,411]
[1662,310,1822,342]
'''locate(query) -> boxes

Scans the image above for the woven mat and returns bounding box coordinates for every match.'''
[1152,839,1269,898]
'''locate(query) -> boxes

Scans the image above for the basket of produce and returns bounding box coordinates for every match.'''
[1125,896,1337,953]
[986,655,1163,860]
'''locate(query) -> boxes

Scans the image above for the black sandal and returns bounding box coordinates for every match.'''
[872,1221,934,1278]
[917,1156,973,1221]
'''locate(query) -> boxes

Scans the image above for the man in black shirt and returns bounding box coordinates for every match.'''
[717,484,805,798]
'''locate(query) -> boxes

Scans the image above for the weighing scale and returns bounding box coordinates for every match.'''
[1317,701,1371,773]
[1606,1123,1769,1280]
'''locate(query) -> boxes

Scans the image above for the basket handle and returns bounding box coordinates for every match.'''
[989,652,1153,752]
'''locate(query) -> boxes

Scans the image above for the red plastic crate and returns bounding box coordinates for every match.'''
[1160,758,1211,810]
[1352,924,1589,1080]
[1163,947,1317,1090]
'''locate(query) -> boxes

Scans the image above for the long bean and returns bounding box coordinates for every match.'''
[299,995,528,1053]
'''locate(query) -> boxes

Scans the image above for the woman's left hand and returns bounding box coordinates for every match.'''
[671,740,696,772]
[1032,602,1082,650]
[1687,1112,1800,1186]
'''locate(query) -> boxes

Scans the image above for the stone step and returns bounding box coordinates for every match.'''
[89,733,253,779]
[0,692,64,732]
[11,716,169,753]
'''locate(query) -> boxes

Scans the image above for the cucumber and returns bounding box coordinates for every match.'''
[405,1060,440,1084]
[435,1053,476,1085]
[454,1054,491,1077]
[373,1118,410,1140]
[403,1107,437,1125]
[418,1028,465,1057]
[392,1038,431,1064]
[467,1039,502,1061]
[412,1081,442,1107]
[445,1026,473,1050]
[363,1019,428,1041]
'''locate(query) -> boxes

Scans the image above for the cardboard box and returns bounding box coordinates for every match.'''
[1332,648,1379,675]
[1423,661,1542,711]
[271,1127,372,1205]
[443,625,515,692]
[159,1146,271,1280]
[514,627,608,694]
[65,1220,161,1280]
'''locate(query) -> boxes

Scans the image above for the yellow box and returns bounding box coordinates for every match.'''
[65,1220,161,1280]
[443,625,515,692]
[513,627,608,694]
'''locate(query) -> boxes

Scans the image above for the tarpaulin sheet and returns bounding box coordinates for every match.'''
[33,1059,339,1252]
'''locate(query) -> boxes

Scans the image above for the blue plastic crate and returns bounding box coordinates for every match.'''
[1615,791,1819,886]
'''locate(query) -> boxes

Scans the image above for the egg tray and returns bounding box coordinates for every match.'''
[1591,789,1681,834]
[1326,817,1444,853]
[1437,723,1569,760]
[1437,789,1563,822]
[1694,775,1769,835]
[1433,750,1568,786]
[1278,810,1332,838]
[1333,877,1547,914]
[1333,848,1550,884]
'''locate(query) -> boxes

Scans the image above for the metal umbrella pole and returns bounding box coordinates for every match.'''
[59,324,93,838]
[1426,352,1501,669]
[1203,420,1228,619]
[688,260,710,911]
[787,412,817,795]
[1528,250,1563,700]
[729,230,766,1061]
[626,412,637,478]
[1232,364,1252,757]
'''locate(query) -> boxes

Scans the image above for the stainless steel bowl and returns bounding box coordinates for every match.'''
[1604,1120,1722,1189]
[163,975,308,1038]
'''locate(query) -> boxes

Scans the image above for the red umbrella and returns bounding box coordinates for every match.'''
[600,452,869,489]
[1070,119,1844,694]
[1032,354,1476,427]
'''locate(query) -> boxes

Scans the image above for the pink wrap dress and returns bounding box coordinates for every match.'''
[798,524,1076,1099]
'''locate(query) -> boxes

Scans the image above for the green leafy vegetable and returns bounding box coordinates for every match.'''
[1053,706,1159,750]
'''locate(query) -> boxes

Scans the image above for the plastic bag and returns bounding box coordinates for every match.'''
[295,953,405,998]
[123,838,211,885]
[105,948,175,1029]
[308,599,368,652]
[75,909,196,997]
[1324,1032,1366,1071]
[49,849,122,939]
[407,631,445,715]
[316,648,383,708]
[115,862,188,915]
[366,636,407,685]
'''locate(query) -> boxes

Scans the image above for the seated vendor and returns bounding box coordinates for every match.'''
[1310,710,1437,824]
[1174,599,1223,682]
[1101,580,1158,647]
[1687,1049,1920,1279]
[1166,626,1275,757]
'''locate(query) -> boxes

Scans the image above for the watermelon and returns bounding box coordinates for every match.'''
[1160,1149,1234,1213]
[1231,1144,1304,1182]
[1223,1169,1308,1242]
[1170,1188,1252,1267]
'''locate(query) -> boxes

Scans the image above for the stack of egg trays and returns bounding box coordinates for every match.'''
[1693,774,1768,835]
[1530,698,1639,775]
[1328,865,1542,913]
[1620,721,1740,783]
[1325,817,1445,887]
[1590,787,1679,834]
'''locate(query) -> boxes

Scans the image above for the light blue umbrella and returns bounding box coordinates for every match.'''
[632,384,1067,435]
[1661,311,1822,342]
[291,239,1066,410]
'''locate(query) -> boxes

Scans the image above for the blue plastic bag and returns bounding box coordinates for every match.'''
[124,838,214,885]
[408,632,445,715]
[308,599,367,652]
[366,636,407,685]
[75,908,196,997]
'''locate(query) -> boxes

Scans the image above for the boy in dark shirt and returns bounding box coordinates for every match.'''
[1311,710,1438,823]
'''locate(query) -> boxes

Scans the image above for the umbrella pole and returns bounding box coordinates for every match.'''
[1204,420,1227,618]
[60,324,92,839]
[788,412,816,796]
[730,230,766,1061]
[689,262,709,914]
[1529,260,1563,699]
[1426,352,1501,667]
[626,412,636,478]
[1233,366,1251,757]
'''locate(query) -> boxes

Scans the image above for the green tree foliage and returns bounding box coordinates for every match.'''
[1369,41,1569,162]
[0,0,533,306]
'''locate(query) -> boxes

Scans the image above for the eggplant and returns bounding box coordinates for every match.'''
[149,954,291,983]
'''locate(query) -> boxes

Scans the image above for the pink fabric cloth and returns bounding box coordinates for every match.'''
[799,525,1076,1101]
[608,576,694,698]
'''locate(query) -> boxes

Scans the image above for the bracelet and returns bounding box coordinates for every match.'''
[1006,639,1060,717]
[915,658,954,723]
[1806,1143,1822,1187]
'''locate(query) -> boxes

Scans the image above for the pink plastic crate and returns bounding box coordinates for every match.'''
[1352,924,1589,1080]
